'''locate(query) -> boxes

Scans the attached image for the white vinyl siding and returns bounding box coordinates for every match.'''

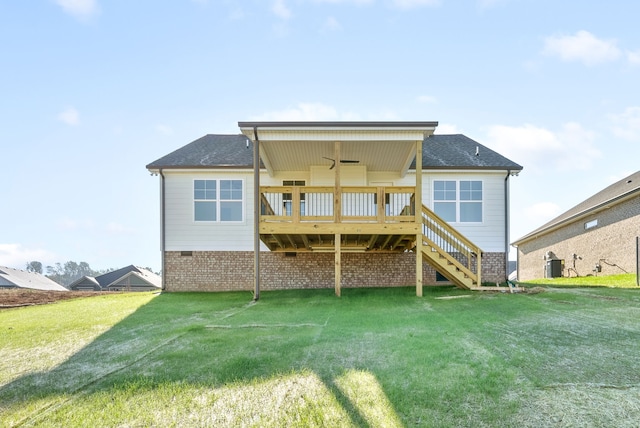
[164,172,255,251]
[423,172,506,252]
[162,170,508,253]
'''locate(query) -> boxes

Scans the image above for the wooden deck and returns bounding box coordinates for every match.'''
[259,186,484,291]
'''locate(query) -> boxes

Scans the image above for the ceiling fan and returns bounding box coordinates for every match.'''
[322,157,360,170]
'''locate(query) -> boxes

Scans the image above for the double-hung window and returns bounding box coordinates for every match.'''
[194,179,243,222]
[433,180,483,223]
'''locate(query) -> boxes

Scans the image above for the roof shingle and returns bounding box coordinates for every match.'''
[147,133,523,171]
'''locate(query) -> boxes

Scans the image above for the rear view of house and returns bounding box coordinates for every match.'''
[147,121,522,295]
[513,171,640,281]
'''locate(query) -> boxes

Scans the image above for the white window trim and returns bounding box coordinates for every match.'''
[432,179,484,224]
[193,179,245,223]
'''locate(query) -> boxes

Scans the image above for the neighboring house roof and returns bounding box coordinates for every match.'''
[0,266,68,291]
[106,269,162,290]
[70,265,162,291]
[68,275,101,290]
[513,170,640,245]
[146,133,523,171]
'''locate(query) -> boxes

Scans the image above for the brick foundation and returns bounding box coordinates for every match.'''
[164,251,507,292]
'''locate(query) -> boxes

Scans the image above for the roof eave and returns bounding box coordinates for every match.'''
[512,188,640,246]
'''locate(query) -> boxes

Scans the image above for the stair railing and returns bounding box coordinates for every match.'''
[421,205,482,286]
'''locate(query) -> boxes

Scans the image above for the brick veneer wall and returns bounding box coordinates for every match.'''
[517,196,640,281]
[164,251,507,292]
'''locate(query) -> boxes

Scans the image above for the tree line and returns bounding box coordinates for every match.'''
[25,261,115,287]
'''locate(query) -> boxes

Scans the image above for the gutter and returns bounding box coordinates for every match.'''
[504,170,510,283]
[160,168,166,291]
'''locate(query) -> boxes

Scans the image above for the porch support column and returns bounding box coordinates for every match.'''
[415,140,423,297]
[253,129,260,301]
[334,141,342,296]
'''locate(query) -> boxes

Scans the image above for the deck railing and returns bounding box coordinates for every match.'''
[260,186,415,223]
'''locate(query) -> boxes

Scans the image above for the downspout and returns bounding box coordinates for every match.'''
[504,170,511,283]
[160,168,166,291]
[253,127,260,302]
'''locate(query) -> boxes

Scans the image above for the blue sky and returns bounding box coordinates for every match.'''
[2,0,639,272]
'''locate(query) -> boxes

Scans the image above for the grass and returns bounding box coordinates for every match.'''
[1,284,640,427]
[519,272,638,288]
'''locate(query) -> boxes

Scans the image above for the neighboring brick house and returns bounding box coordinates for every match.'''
[512,170,640,281]
[147,121,522,295]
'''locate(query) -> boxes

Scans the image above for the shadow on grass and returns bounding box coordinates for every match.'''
[3,287,464,426]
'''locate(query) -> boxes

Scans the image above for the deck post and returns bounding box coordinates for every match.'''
[415,140,423,297]
[335,234,341,296]
[253,129,260,301]
[334,141,342,296]
[334,141,341,223]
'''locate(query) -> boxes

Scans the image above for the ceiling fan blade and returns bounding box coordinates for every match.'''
[322,156,358,169]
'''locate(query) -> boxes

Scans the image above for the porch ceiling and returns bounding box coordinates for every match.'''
[238,121,437,176]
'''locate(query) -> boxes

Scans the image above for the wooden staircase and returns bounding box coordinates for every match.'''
[419,205,482,290]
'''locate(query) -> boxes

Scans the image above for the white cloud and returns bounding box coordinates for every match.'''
[0,243,57,269]
[626,50,640,65]
[416,95,437,104]
[156,124,173,135]
[609,106,640,141]
[313,0,373,4]
[525,201,563,225]
[57,107,80,126]
[323,16,342,31]
[486,122,600,172]
[272,0,292,19]
[391,0,441,8]
[542,30,621,66]
[106,222,136,234]
[54,0,100,21]
[477,0,508,9]
[435,123,461,134]
[252,103,354,121]
[57,217,95,231]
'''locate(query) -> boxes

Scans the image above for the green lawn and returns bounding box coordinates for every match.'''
[1,285,640,427]
[519,272,638,288]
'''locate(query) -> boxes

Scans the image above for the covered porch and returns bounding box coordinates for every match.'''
[239,121,482,298]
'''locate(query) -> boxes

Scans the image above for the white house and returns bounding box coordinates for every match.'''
[147,121,522,296]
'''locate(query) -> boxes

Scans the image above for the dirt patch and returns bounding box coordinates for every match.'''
[0,289,106,308]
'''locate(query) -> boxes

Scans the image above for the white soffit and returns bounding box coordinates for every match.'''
[239,122,437,176]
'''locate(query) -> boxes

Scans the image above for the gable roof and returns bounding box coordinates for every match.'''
[513,170,640,245]
[68,275,101,290]
[0,266,68,291]
[68,265,162,290]
[147,133,523,171]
